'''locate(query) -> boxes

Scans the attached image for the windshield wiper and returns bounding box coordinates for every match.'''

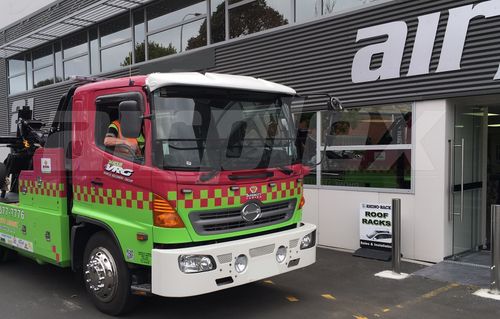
[277,166,293,175]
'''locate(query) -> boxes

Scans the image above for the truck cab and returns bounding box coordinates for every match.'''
[0,72,336,315]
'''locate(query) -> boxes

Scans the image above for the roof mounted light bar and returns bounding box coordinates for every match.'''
[69,75,111,83]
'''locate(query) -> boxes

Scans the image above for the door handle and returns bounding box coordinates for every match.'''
[453,138,465,223]
[91,179,103,187]
[460,138,464,223]
[448,140,454,222]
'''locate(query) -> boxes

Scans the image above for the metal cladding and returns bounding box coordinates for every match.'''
[5,0,500,133]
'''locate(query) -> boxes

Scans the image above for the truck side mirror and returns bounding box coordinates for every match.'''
[292,94,343,168]
[119,100,142,138]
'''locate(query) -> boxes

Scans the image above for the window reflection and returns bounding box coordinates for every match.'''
[324,0,385,15]
[296,0,322,22]
[147,0,207,32]
[55,43,63,83]
[9,75,26,94]
[210,0,225,44]
[64,55,89,79]
[63,32,88,58]
[147,28,180,60]
[26,53,33,91]
[294,112,318,185]
[90,28,100,74]
[100,15,131,47]
[6,0,395,95]
[102,42,132,72]
[229,0,290,39]
[34,66,54,88]
[133,10,146,64]
[320,149,411,189]
[32,45,53,69]
[8,55,25,77]
[324,105,412,146]
[319,103,413,190]
[183,18,207,51]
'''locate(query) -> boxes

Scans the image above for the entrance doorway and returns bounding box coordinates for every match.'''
[451,105,485,257]
[450,99,500,261]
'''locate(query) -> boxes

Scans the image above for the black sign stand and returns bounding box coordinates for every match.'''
[353,247,391,261]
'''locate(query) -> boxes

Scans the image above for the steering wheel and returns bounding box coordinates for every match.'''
[114,144,143,162]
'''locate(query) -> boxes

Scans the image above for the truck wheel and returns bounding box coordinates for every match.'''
[83,232,136,315]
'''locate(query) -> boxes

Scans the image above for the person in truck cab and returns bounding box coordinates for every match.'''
[104,119,145,157]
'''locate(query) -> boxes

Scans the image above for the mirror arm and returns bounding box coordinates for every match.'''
[307,107,336,169]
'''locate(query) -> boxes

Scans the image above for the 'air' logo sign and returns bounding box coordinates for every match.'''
[351,0,500,83]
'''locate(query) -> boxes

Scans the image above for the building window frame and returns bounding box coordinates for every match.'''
[5,0,395,95]
[226,0,294,40]
[32,44,55,89]
[304,102,416,194]
[145,2,209,56]
[7,55,28,95]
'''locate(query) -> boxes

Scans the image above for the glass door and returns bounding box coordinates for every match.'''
[451,106,485,257]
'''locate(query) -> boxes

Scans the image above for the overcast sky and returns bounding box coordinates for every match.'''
[0,0,57,30]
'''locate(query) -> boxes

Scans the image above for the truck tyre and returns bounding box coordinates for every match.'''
[83,231,136,316]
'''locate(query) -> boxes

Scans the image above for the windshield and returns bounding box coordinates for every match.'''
[152,87,297,172]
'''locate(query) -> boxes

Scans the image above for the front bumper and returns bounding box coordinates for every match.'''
[151,223,317,297]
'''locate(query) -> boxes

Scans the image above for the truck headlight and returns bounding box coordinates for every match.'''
[178,255,216,273]
[300,231,316,250]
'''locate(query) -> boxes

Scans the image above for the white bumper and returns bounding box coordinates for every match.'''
[151,223,317,297]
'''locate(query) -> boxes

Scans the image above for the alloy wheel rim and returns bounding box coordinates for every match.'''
[84,247,118,302]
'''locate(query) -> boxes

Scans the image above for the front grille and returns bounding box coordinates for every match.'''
[189,199,296,235]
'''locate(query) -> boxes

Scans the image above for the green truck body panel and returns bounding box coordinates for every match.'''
[0,183,70,267]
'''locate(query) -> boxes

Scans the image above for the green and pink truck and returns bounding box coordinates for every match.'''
[0,72,338,315]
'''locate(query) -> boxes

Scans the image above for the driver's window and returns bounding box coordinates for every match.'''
[95,100,145,164]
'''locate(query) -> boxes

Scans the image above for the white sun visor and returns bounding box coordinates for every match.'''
[146,72,296,96]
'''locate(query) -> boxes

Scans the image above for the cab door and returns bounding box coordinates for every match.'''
[72,87,154,266]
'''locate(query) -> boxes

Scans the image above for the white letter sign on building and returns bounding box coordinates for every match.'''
[351,21,407,83]
[352,0,500,83]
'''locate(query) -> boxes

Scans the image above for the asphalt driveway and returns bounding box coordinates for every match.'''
[0,248,499,319]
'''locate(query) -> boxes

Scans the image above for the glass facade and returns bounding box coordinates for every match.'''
[101,43,133,73]
[133,10,146,64]
[296,0,322,23]
[7,0,391,94]
[64,55,89,80]
[228,0,291,39]
[299,104,413,191]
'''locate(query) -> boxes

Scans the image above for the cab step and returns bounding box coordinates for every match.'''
[131,283,152,296]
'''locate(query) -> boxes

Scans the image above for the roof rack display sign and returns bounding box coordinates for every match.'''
[359,203,392,251]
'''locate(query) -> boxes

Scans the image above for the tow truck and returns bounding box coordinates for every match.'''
[0,73,340,315]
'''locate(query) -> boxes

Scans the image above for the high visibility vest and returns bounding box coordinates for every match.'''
[109,120,145,155]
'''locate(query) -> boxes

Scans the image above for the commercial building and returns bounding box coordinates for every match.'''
[0,0,498,263]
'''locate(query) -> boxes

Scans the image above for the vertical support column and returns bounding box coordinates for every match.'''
[224,0,229,41]
[491,205,500,295]
[207,0,212,45]
[392,198,402,275]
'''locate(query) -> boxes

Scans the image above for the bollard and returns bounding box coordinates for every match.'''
[392,198,402,275]
[491,205,500,295]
